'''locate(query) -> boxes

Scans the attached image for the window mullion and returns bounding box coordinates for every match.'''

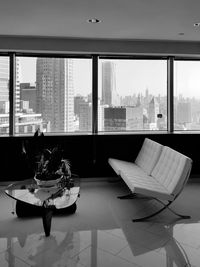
[167,56,174,133]
[92,55,98,134]
[9,53,15,136]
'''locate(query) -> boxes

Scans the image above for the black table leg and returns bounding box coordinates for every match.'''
[42,208,54,237]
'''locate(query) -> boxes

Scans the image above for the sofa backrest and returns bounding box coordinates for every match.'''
[151,146,192,197]
[135,138,163,175]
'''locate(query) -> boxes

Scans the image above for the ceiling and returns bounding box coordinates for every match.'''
[1,0,200,42]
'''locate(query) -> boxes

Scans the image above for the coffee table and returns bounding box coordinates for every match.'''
[5,177,80,237]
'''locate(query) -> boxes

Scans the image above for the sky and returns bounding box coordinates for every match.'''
[174,61,200,99]
[18,57,200,99]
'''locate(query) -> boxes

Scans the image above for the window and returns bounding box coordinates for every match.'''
[98,59,167,132]
[174,60,200,131]
[1,53,200,136]
[0,56,9,135]
[16,57,92,134]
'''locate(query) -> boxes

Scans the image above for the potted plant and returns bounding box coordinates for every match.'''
[22,129,73,188]
[34,146,71,187]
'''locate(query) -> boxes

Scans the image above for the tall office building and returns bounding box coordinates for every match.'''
[0,57,40,134]
[102,61,119,106]
[79,101,92,131]
[36,58,74,132]
[104,107,126,131]
[74,95,86,118]
[104,106,143,131]
[148,97,159,124]
[0,57,9,114]
[98,101,106,131]
[0,57,21,113]
[20,83,36,112]
[0,57,20,113]
[15,57,21,113]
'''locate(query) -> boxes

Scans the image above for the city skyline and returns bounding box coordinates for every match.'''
[19,57,200,99]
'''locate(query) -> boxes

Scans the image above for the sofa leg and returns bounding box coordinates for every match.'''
[108,176,121,183]
[167,207,191,219]
[156,199,191,220]
[132,205,168,222]
[132,200,191,222]
[118,193,152,200]
[118,193,137,199]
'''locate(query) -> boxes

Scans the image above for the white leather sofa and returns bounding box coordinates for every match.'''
[108,138,193,221]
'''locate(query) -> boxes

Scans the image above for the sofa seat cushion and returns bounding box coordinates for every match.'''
[120,170,174,201]
[108,158,146,176]
[151,146,192,196]
[135,138,163,175]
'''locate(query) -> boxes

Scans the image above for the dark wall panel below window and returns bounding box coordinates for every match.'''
[0,134,199,182]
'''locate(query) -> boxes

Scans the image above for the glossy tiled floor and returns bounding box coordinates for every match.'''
[0,178,200,267]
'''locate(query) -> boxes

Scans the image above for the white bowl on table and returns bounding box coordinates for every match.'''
[34,176,63,188]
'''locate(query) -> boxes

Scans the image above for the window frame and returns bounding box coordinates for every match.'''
[98,56,169,133]
[173,58,200,132]
[0,54,11,136]
[0,52,199,136]
[13,53,93,135]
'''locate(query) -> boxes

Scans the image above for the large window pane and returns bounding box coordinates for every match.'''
[98,59,167,132]
[0,56,9,135]
[16,57,92,134]
[174,60,200,131]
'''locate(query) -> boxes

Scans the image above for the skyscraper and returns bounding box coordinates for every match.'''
[20,83,36,112]
[36,58,74,132]
[102,61,119,106]
[0,57,9,113]
[0,57,20,114]
[79,101,92,131]
[148,97,159,124]
[15,57,21,113]
[104,106,143,131]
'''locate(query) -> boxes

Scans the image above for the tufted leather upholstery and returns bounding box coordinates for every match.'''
[120,170,174,200]
[151,146,192,197]
[135,138,163,175]
[108,138,163,176]
[108,138,192,201]
[108,158,146,176]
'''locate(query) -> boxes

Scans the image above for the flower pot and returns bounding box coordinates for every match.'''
[34,176,63,188]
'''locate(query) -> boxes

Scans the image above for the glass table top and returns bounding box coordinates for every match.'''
[5,178,80,209]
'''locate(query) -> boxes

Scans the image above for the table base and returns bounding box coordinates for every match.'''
[15,200,77,236]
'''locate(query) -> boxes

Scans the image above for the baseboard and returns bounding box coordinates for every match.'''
[0,177,117,186]
[1,176,199,187]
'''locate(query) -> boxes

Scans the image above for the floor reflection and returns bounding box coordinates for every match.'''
[1,180,200,266]
[0,221,196,267]
[121,221,192,267]
[0,231,83,267]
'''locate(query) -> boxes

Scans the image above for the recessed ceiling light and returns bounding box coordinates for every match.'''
[194,22,200,27]
[87,18,101,24]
